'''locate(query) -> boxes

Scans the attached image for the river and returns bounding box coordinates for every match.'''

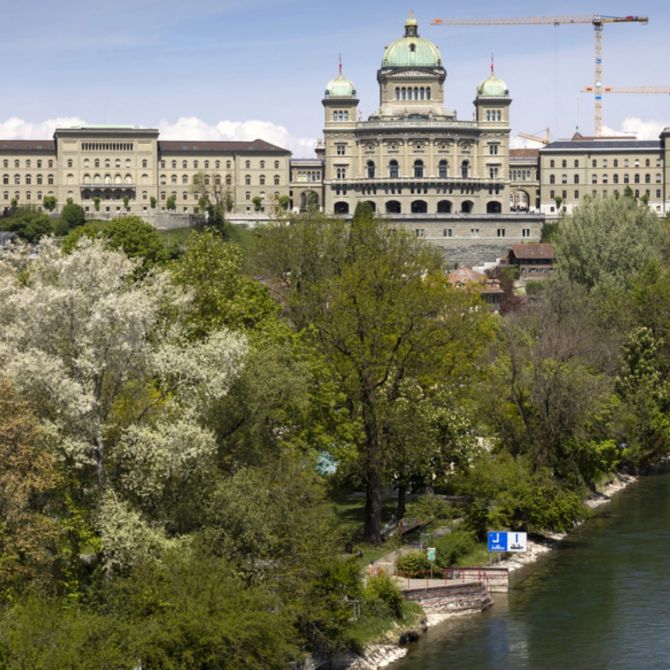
[393,470,670,669]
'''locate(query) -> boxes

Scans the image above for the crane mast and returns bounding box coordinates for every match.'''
[431,14,648,136]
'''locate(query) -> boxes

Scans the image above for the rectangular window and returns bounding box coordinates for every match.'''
[336,167,347,179]
[489,144,499,155]
[336,145,346,156]
[522,228,531,238]
[574,190,579,199]
[443,228,452,237]
[470,228,480,237]
[415,228,425,237]
[497,228,506,238]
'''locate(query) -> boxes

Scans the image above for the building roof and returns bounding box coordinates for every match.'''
[510,243,555,261]
[543,139,661,151]
[382,17,442,68]
[477,72,509,97]
[157,139,290,155]
[325,72,357,98]
[510,148,539,160]
[448,268,484,286]
[0,139,55,152]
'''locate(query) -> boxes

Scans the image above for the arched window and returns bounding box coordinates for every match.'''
[204,160,210,169]
[461,200,474,213]
[1,175,7,185]
[215,160,221,169]
[385,200,401,214]
[125,159,131,168]
[613,174,619,184]
[413,160,424,178]
[437,200,452,213]
[13,175,19,185]
[461,160,469,178]
[3,160,8,168]
[25,175,31,185]
[259,175,266,185]
[226,175,232,186]
[486,201,502,214]
[182,175,188,185]
[114,175,122,185]
[171,160,177,169]
[194,160,199,169]
[226,161,231,169]
[367,161,375,178]
[245,160,251,169]
[549,175,555,184]
[125,175,132,185]
[105,159,111,168]
[411,200,427,213]
[182,160,188,169]
[82,174,90,184]
[245,175,251,185]
[389,160,399,179]
[171,175,177,184]
[426,88,431,100]
[438,160,448,178]
[274,175,280,186]
[67,159,73,168]
[83,159,89,168]
[104,174,112,184]
[142,159,148,168]
[363,200,376,212]
[260,160,265,169]
[48,175,54,185]
[334,201,349,214]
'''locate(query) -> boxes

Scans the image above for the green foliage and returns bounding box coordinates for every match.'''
[62,216,167,272]
[540,220,559,243]
[363,571,403,618]
[252,195,263,211]
[93,197,101,212]
[42,195,57,212]
[434,530,477,568]
[122,195,130,210]
[555,196,668,291]
[395,551,431,577]
[150,196,157,209]
[406,494,453,527]
[59,202,86,230]
[166,194,176,211]
[0,206,53,242]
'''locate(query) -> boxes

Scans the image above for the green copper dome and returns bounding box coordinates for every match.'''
[325,72,357,97]
[477,72,509,97]
[382,17,442,68]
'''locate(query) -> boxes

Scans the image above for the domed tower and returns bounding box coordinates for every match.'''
[474,67,511,127]
[377,15,450,119]
[322,64,358,130]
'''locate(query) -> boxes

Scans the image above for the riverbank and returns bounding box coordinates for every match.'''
[349,471,640,669]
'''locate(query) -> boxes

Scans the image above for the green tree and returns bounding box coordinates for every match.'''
[256,204,494,542]
[60,202,86,230]
[42,195,57,212]
[62,216,167,272]
[252,195,263,212]
[150,196,157,209]
[556,196,668,291]
[93,197,101,212]
[0,206,53,242]
[122,195,130,211]
[166,194,176,211]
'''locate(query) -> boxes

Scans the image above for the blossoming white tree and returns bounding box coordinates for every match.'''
[0,238,248,571]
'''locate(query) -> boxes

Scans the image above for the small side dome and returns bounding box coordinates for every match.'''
[325,72,357,98]
[477,72,509,97]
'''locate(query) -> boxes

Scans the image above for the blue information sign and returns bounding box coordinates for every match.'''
[487,531,508,552]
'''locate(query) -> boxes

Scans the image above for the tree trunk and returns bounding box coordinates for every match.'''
[362,387,383,545]
[396,483,407,522]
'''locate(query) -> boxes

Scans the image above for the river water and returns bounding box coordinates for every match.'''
[393,470,670,670]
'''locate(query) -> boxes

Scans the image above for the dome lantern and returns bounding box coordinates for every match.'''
[382,17,443,68]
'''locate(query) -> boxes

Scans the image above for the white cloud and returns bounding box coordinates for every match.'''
[602,117,668,140]
[0,116,87,139]
[0,116,318,157]
[157,116,317,156]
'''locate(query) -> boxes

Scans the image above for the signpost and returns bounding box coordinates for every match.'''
[487,531,527,562]
[427,547,436,579]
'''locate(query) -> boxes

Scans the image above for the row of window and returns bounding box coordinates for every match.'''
[549,188,662,201]
[81,142,134,151]
[511,169,534,181]
[549,173,662,185]
[3,191,53,201]
[3,159,53,169]
[3,174,55,185]
[548,157,662,169]
[485,111,503,122]
[332,199,502,215]
[394,86,432,101]
[342,159,480,180]
[332,110,350,122]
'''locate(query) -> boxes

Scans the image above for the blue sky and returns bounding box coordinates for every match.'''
[1,0,669,153]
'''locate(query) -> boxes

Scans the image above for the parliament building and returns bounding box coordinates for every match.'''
[2,15,669,261]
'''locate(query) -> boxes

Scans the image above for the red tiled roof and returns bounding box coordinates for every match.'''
[510,243,556,261]
[158,139,290,154]
[510,148,539,159]
[0,140,56,152]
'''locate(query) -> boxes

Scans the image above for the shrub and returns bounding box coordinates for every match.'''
[435,530,476,568]
[406,494,452,526]
[363,572,403,619]
[60,202,86,230]
[395,551,431,578]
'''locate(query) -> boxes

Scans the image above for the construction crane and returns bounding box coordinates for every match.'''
[517,128,551,145]
[582,85,670,95]
[431,14,649,136]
